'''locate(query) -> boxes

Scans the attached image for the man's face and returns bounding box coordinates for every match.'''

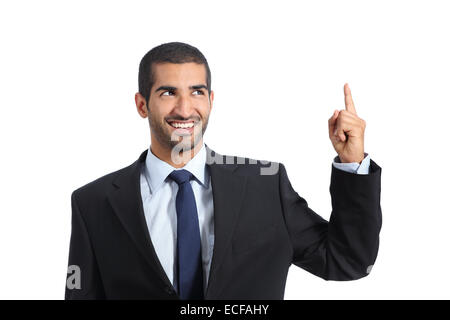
[146,62,213,152]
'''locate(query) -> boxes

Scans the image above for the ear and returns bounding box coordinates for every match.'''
[209,90,214,110]
[135,92,148,118]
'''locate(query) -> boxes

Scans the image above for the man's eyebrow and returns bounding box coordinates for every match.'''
[154,85,177,93]
[154,84,208,93]
[190,84,208,90]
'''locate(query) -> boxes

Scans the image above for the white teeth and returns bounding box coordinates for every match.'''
[170,122,194,128]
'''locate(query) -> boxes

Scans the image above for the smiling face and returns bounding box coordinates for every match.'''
[136,62,214,160]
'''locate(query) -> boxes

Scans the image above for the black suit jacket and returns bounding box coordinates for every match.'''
[65,147,382,300]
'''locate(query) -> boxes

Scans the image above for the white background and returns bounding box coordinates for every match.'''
[1,0,449,299]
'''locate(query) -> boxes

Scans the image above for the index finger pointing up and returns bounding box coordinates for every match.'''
[344,83,357,115]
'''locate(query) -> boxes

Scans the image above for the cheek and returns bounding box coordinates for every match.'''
[149,102,171,119]
[197,101,211,117]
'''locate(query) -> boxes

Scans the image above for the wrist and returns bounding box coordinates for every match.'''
[338,153,365,164]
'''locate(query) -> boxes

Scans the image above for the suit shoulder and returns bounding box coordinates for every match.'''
[211,151,283,177]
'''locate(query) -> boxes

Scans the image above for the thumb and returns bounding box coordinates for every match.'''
[328,110,339,135]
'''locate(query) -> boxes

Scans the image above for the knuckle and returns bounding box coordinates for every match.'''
[341,110,350,118]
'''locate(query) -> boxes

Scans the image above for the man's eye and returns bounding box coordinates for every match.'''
[193,90,204,95]
[162,91,174,96]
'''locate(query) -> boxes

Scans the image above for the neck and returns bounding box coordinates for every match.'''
[150,138,203,168]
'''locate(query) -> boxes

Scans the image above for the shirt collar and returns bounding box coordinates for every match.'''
[144,143,210,194]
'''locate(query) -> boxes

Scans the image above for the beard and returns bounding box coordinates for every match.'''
[148,111,209,153]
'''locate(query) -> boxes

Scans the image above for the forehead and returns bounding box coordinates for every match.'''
[151,62,207,86]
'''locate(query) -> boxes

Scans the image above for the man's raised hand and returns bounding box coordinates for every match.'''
[328,83,366,163]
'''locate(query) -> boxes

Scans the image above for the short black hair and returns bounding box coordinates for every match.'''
[138,42,211,103]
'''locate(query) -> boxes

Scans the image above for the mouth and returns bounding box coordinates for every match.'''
[166,120,196,135]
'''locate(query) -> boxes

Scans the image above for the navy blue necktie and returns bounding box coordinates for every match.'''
[169,169,204,300]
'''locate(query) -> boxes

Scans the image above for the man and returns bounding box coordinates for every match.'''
[65,42,382,300]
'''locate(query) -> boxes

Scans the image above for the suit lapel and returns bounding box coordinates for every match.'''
[106,150,176,293]
[204,147,248,299]
[105,147,247,299]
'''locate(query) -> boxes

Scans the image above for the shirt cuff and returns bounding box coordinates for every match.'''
[332,152,370,174]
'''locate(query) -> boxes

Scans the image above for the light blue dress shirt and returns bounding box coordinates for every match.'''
[333,152,370,174]
[140,144,214,295]
[139,144,371,294]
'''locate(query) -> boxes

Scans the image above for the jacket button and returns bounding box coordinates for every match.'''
[165,286,175,295]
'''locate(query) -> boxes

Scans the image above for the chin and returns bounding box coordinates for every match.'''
[167,138,194,151]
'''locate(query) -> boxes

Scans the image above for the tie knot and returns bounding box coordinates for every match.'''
[169,169,193,185]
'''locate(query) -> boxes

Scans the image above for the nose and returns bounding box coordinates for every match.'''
[173,94,194,119]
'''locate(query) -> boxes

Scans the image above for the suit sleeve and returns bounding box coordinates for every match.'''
[65,191,106,299]
[278,160,382,280]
